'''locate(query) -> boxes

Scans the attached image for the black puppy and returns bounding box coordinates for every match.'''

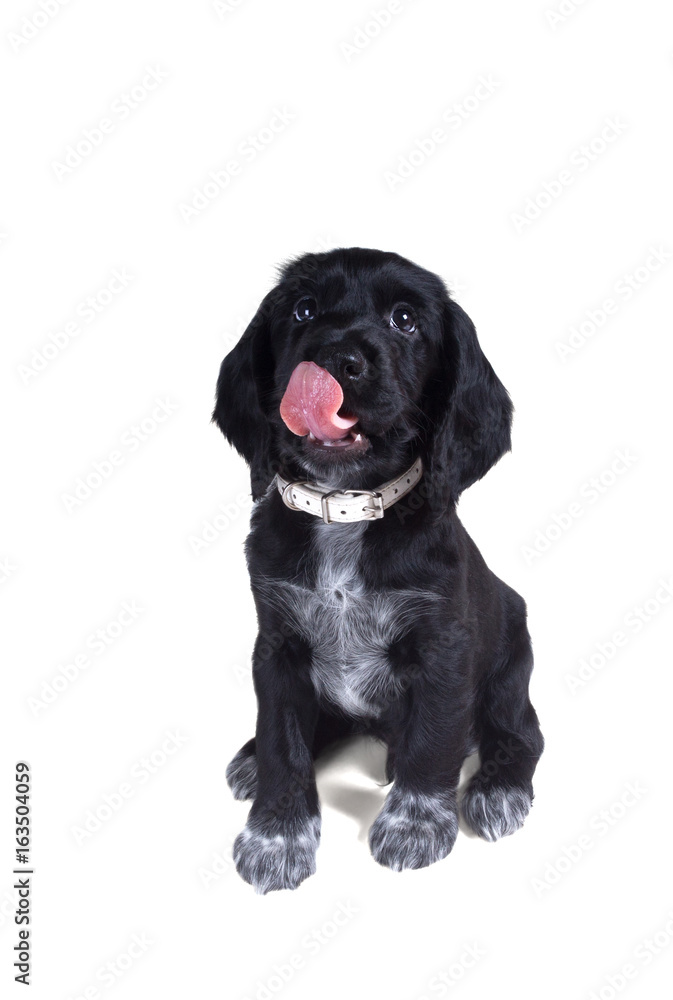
[214,247,543,892]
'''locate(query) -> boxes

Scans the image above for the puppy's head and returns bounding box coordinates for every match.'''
[214,248,512,509]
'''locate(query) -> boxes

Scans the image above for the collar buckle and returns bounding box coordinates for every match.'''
[340,488,385,522]
[319,488,384,524]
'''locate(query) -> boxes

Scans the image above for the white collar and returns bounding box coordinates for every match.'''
[276,458,423,524]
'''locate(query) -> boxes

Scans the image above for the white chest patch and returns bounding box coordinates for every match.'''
[258,522,439,718]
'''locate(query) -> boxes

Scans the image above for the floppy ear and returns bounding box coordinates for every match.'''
[423,298,513,507]
[212,289,278,500]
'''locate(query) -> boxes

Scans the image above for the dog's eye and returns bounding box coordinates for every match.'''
[390,305,417,334]
[294,297,318,322]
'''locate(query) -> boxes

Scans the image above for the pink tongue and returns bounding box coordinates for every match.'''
[280,361,358,441]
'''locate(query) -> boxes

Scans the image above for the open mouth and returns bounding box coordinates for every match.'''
[305,427,369,452]
[280,361,370,455]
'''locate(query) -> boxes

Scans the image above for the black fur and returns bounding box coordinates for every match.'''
[214,248,543,892]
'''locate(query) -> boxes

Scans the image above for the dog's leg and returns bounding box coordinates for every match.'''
[232,632,322,893]
[368,668,468,871]
[226,712,358,802]
[460,615,544,842]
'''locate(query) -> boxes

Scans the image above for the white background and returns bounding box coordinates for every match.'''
[2,0,673,997]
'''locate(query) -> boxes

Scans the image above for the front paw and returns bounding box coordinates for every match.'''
[460,778,533,842]
[233,816,320,893]
[369,788,458,871]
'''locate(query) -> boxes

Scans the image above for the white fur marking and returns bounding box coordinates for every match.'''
[369,787,459,870]
[258,522,440,717]
[461,785,532,841]
[233,815,320,894]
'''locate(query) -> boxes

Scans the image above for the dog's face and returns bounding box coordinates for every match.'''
[269,250,446,485]
[214,248,512,506]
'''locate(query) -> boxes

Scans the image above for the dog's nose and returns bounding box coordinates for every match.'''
[315,347,367,382]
